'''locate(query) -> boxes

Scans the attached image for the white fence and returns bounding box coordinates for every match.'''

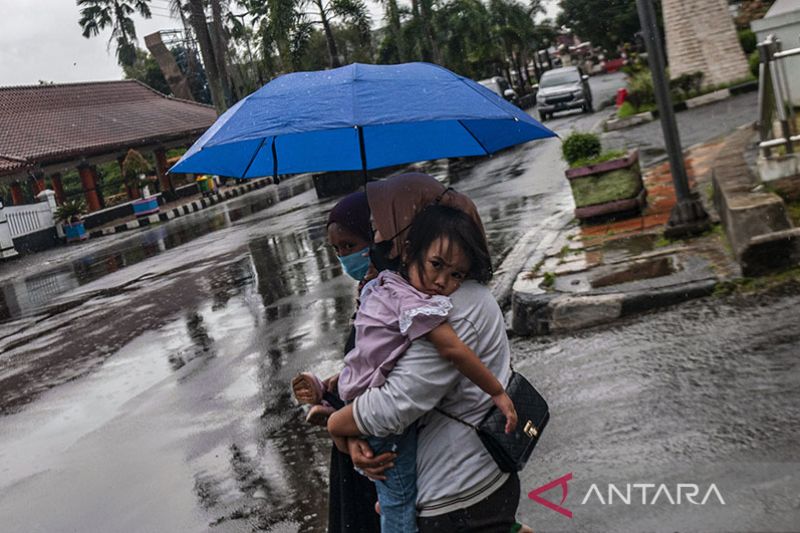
[5,203,55,238]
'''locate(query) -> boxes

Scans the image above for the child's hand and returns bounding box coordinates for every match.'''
[492,392,518,434]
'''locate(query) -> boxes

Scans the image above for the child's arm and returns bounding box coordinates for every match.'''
[427,322,518,433]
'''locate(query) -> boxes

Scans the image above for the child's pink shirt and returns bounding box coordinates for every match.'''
[337,270,452,401]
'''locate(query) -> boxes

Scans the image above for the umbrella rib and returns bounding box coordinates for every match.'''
[457,120,490,156]
[240,137,268,179]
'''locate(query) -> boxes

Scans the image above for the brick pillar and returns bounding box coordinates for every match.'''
[78,164,102,212]
[50,173,66,204]
[154,148,174,197]
[31,172,46,195]
[662,0,750,87]
[10,182,24,206]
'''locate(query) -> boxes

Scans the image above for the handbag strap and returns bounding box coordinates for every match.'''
[433,405,477,430]
[434,363,516,429]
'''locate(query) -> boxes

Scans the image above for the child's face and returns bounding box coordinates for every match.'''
[407,237,470,296]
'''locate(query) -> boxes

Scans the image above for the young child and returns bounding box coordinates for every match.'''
[323,204,518,532]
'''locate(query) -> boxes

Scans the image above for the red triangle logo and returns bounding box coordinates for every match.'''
[528,472,573,518]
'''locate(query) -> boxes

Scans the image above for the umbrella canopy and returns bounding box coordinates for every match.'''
[170,62,556,178]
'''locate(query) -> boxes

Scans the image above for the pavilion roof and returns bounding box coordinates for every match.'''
[0,80,217,177]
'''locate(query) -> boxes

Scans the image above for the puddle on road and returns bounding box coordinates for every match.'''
[0,179,314,322]
[591,256,677,288]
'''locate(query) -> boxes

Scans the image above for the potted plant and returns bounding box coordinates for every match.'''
[123,149,160,217]
[562,132,646,220]
[55,199,88,242]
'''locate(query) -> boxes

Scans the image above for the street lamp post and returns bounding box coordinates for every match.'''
[636,0,711,238]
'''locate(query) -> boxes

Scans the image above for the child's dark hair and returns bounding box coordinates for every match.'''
[403,204,493,284]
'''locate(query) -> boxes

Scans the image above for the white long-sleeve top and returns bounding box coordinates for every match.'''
[352,281,513,517]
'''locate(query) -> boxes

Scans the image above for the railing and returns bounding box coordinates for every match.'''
[757,34,800,156]
[4,202,55,238]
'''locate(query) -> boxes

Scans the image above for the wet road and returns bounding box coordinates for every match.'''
[514,286,800,532]
[6,72,793,532]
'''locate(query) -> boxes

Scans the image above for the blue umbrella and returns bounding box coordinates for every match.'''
[170,62,556,179]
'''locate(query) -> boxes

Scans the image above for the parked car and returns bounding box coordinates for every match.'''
[478,76,519,105]
[535,66,593,121]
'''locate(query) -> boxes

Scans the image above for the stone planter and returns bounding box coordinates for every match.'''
[132,196,159,217]
[565,150,646,220]
[64,221,87,243]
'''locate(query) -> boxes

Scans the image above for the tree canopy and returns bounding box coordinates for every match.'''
[557,0,642,51]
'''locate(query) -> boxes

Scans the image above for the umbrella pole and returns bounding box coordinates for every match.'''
[271,136,280,185]
[357,126,368,188]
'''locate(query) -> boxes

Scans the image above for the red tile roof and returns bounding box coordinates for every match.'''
[0,80,217,177]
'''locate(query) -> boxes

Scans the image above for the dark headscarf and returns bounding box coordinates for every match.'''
[327,191,372,243]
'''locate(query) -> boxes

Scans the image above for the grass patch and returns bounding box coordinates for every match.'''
[617,101,637,119]
[713,265,800,296]
[541,272,557,289]
[570,150,628,169]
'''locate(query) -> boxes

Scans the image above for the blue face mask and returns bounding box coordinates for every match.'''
[338,246,371,281]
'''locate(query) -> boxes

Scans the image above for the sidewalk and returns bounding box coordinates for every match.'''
[86,178,272,238]
[510,127,751,335]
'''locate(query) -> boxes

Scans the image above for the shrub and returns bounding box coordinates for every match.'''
[625,70,655,110]
[562,132,601,166]
[55,199,86,224]
[749,50,761,78]
[617,101,637,118]
[738,29,757,55]
[670,72,704,100]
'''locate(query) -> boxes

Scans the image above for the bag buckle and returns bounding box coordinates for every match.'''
[524,420,538,438]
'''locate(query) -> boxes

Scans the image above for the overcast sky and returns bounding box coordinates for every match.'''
[0,0,560,87]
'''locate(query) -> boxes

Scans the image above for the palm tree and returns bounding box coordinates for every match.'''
[187,0,228,113]
[433,0,502,79]
[77,0,152,67]
[302,0,371,68]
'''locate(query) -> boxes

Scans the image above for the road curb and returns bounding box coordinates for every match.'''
[87,179,271,240]
[511,275,719,336]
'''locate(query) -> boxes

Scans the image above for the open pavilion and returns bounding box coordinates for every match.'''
[0,80,217,210]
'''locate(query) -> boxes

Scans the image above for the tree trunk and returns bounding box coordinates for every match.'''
[188,0,226,113]
[316,1,341,68]
[386,0,405,61]
[419,0,439,63]
[209,0,233,105]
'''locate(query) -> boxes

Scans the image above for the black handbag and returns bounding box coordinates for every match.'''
[436,370,549,473]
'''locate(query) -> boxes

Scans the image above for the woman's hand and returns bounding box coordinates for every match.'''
[346,438,396,481]
[492,391,518,434]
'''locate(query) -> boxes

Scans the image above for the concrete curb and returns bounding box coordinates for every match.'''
[602,80,758,132]
[511,276,719,336]
[87,179,270,239]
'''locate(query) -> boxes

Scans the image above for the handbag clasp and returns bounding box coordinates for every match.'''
[524,420,538,438]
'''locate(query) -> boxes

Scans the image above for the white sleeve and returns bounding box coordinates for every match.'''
[353,321,477,437]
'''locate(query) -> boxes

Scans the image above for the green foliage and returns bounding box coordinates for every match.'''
[557,0,644,51]
[570,149,627,169]
[625,70,655,110]
[541,271,556,289]
[122,149,151,192]
[568,167,642,207]
[55,199,87,223]
[617,101,637,118]
[737,29,757,55]
[749,50,761,78]
[562,132,602,166]
[122,48,170,95]
[77,0,152,67]
[670,71,704,100]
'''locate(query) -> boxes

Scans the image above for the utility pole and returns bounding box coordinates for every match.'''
[636,0,710,238]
